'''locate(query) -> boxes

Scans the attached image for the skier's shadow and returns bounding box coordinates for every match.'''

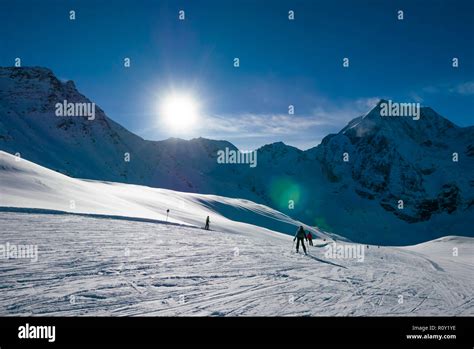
[306,253,348,269]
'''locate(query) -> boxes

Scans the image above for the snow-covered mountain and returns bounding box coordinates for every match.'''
[1,66,473,245]
[314,101,474,222]
[0,150,336,240]
[305,102,474,244]
[0,150,472,316]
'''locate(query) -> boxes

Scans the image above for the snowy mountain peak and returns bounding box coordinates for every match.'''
[0,66,100,120]
[341,99,461,144]
[64,79,76,90]
[258,141,302,155]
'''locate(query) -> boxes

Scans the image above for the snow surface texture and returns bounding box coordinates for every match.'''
[1,214,472,316]
[0,151,472,316]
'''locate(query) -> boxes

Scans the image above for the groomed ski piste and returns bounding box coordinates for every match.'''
[0,151,472,316]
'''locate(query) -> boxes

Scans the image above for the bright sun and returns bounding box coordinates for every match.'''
[160,94,199,132]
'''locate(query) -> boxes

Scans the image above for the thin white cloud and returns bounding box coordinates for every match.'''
[201,113,327,136]
[417,81,474,96]
[196,97,382,149]
[451,81,474,95]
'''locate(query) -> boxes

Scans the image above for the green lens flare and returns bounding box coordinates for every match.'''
[269,177,301,211]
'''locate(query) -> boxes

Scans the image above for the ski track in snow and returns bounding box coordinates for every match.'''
[1,212,472,316]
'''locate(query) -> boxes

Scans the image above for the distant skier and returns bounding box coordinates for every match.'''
[293,226,307,254]
[306,231,314,246]
[204,216,210,230]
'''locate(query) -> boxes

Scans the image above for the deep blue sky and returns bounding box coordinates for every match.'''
[1,0,473,149]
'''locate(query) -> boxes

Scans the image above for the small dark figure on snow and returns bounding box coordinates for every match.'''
[293,226,307,254]
[204,216,210,230]
[306,231,314,246]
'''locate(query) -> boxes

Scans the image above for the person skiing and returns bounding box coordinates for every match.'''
[204,216,210,230]
[306,231,314,246]
[293,225,307,254]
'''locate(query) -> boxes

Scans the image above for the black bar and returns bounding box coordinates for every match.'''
[0,316,472,347]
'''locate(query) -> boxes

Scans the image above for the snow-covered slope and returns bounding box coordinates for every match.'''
[0,214,472,316]
[0,150,334,240]
[403,236,473,278]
